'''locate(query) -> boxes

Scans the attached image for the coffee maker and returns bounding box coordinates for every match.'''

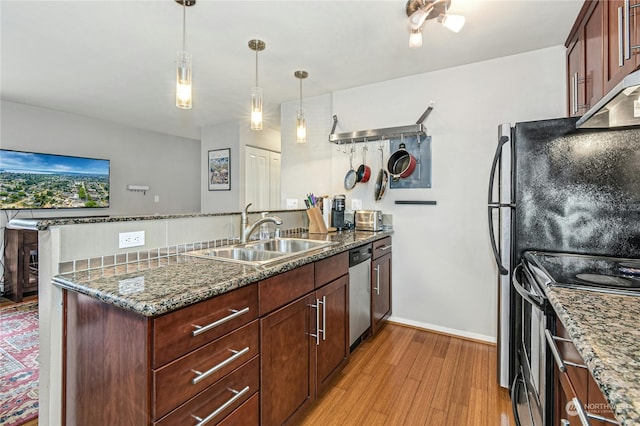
[331,195,346,230]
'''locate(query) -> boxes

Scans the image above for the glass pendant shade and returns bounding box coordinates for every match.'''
[296,111,306,143]
[176,51,192,109]
[440,13,465,33]
[409,29,423,48]
[251,86,263,130]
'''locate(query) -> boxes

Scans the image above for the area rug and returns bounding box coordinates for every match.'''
[0,302,39,425]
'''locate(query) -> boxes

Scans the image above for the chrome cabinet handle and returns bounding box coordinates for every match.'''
[545,329,567,373]
[573,397,591,426]
[573,73,578,115]
[374,265,380,295]
[561,420,570,426]
[586,413,620,424]
[376,244,392,251]
[321,295,326,341]
[192,307,250,337]
[191,385,250,426]
[310,300,320,346]
[619,6,625,66]
[191,346,250,385]
[625,0,631,60]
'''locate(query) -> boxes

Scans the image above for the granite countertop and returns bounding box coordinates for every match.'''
[546,286,640,425]
[52,230,392,317]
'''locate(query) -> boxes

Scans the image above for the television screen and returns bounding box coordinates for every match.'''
[0,149,110,210]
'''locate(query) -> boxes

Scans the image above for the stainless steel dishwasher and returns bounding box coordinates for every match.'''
[349,244,372,350]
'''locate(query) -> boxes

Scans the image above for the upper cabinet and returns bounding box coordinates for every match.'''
[604,0,640,92]
[567,1,604,117]
[567,0,640,116]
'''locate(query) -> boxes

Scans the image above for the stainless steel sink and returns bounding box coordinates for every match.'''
[185,238,334,266]
[243,238,332,253]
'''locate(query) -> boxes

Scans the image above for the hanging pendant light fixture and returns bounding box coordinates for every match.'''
[248,39,266,130]
[294,70,308,144]
[175,0,195,109]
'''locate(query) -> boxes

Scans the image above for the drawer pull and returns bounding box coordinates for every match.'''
[191,347,250,385]
[191,385,250,426]
[572,397,591,426]
[376,244,392,251]
[192,307,250,337]
[586,412,619,425]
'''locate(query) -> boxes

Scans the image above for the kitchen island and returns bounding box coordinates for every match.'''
[53,228,392,425]
[546,286,640,425]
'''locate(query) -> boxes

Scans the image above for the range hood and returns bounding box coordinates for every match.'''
[577,68,640,129]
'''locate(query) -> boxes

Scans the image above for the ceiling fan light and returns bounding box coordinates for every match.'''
[439,13,465,33]
[408,7,430,30]
[409,29,423,48]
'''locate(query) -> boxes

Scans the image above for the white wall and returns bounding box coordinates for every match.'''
[201,121,281,212]
[281,46,568,341]
[0,101,201,217]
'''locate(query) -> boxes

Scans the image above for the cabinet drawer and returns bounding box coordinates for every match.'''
[153,284,258,367]
[259,263,314,315]
[314,252,348,288]
[155,356,259,426]
[153,320,259,420]
[217,392,259,426]
[372,237,392,260]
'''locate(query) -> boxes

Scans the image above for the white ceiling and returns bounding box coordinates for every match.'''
[1,0,584,140]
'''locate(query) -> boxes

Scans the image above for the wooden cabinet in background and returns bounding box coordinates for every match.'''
[371,237,392,335]
[3,228,38,302]
[566,1,604,117]
[604,0,640,92]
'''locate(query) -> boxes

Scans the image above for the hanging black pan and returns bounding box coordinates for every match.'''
[375,145,388,202]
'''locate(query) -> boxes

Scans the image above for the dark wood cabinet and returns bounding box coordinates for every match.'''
[64,283,260,425]
[259,252,349,425]
[3,228,38,302]
[552,315,617,425]
[566,1,604,117]
[604,0,640,93]
[371,237,392,335]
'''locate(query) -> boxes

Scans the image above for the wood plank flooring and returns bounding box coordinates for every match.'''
[301,323,515,426]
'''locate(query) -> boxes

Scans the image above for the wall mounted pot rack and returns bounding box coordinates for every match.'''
[328,101,434,145]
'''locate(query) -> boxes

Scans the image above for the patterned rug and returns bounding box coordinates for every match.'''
[0,302,39,425]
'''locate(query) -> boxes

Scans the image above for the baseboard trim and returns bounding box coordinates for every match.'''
[386,316,497,345]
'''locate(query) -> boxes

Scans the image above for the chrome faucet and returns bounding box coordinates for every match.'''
[240,203,283,243]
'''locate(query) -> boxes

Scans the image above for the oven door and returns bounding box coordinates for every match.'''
[511,263,549,426]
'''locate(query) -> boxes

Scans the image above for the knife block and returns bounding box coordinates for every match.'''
[307,207,328,234]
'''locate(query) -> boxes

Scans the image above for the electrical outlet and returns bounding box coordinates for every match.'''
[351,199,363,211]
[119,231,145,248]
[286,199,299,209]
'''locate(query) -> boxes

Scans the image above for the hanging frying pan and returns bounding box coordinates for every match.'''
[387,142,416,181]
[344,148,357,190]
[375,145,388,202]
[356,145,371,183]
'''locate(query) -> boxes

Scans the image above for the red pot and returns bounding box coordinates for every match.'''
[387,143,416,181]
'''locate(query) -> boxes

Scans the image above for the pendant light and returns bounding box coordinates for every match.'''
[295,70,308,144]
[248,39,266,130]
[405,0,465,48]
[175,0,195,109]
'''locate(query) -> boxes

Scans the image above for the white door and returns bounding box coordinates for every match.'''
[245,146,280,210]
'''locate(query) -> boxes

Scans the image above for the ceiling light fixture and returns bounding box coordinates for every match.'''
[175,0,195,109]
[294,70,308,144]
[249,39,266,130]
[406,0,465,48]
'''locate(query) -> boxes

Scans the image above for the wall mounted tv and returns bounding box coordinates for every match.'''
[0,149,110,210]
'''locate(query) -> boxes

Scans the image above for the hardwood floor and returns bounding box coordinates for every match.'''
[301,323,515,426]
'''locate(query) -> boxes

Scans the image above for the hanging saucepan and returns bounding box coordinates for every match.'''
[387,142,416,181]
[344,147,357,190]
[356,145,371,183]
[375,144,388,202]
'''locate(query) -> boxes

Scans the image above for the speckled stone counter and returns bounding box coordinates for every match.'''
[546,287,640,425]
[52,230,391,317]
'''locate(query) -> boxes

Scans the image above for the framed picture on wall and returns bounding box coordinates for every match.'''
[208,148,231,191]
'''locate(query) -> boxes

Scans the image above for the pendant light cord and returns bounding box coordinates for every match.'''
[182,0,186,52]
[255,49,259,87]
[299,78,302,111]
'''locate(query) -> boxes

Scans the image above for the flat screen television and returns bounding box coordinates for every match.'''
[0,149,110,210]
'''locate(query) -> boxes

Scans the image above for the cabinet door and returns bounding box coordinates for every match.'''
[567,34,584,117]
[604,0,637,92]
[583,1,603,111]
[371,252,391,335]
[260,294,316,426]
[315,275,349,396]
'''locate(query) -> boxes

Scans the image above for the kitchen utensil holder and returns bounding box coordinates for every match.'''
[307,207,328,234]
